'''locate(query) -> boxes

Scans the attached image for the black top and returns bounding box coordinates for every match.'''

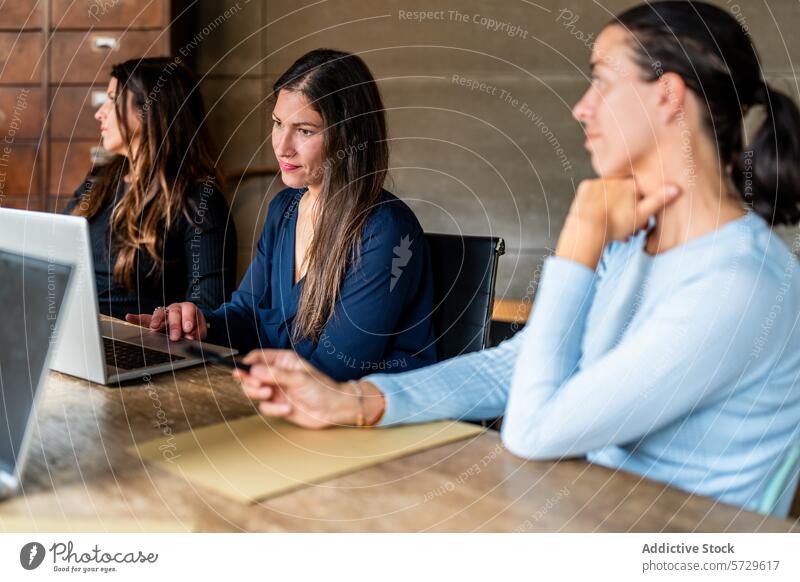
[64,177,237,319]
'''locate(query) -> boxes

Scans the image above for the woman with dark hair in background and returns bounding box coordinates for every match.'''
[234,1,800,514]
[128,49,437,382]
[66,57,237,318]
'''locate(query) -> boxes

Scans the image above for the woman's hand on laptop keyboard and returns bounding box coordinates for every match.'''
[125,302,208,341]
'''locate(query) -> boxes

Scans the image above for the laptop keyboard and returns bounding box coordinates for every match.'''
[103,337,185,370]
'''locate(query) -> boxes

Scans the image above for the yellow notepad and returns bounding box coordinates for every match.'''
[129,416,484,503]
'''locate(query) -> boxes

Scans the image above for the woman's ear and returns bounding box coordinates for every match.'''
[657,72,687,124]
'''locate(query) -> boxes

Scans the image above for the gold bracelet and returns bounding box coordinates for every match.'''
[348,380,365,427]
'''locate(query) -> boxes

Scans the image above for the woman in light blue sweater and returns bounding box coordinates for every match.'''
[233,2,800,515]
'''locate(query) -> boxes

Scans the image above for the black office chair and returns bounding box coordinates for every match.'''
[425,233,505,362]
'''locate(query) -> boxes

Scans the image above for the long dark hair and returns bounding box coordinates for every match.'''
[72,57,223,288]
[273,49,389,342]
[614,1,800,225]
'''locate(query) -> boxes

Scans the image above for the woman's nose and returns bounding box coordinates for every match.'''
[572,89,593,123]
[274,129,294,157]
[94,104,105,122]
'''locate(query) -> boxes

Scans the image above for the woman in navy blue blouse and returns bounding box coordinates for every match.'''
[126,49,437,381]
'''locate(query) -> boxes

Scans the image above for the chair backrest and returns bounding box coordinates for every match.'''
[425,233,505,361]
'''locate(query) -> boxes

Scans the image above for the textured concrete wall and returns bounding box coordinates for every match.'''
[191,0,800,298]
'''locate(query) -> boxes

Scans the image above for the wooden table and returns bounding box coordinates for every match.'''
[2,365,798,532]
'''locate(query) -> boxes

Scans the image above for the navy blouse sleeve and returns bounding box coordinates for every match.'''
[202,193,280,349]
[181,185,238,311]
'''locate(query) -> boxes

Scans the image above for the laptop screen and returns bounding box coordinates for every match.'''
[0,250,71,478]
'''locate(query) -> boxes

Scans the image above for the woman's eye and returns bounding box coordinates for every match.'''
[298,129,313,137]
[272,119,282,128]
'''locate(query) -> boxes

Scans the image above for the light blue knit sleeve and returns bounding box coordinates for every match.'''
[501,255,777,460]
[366,255,595,426]
[367,318,531,426]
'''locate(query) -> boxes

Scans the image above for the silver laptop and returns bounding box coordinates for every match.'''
[0,208,236,385]
[0,249,71,499]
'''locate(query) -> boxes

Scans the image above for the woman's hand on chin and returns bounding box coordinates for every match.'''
[556,178,682,269]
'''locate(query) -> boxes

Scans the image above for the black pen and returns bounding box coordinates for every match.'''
[185,345,252,373]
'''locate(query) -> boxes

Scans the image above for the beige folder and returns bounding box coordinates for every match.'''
[129,416,484,503]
